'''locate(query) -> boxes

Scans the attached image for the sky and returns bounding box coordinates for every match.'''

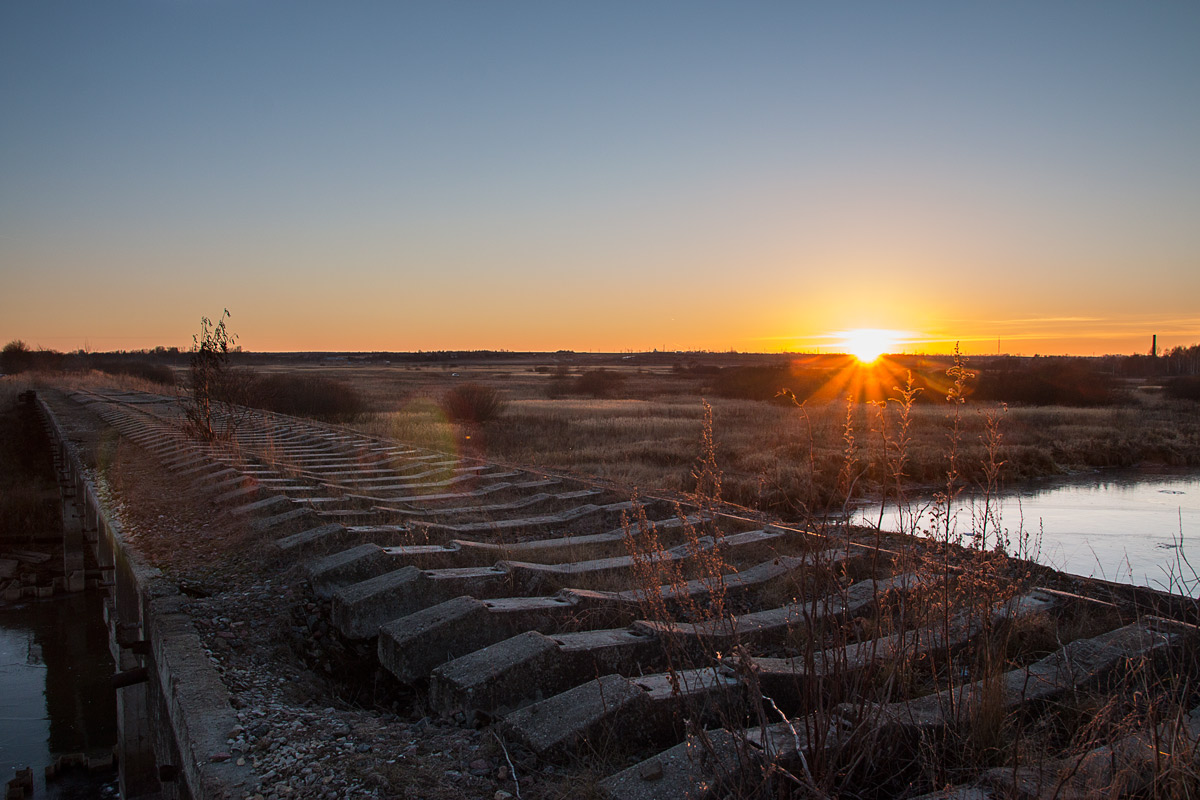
[2,2,1198,356]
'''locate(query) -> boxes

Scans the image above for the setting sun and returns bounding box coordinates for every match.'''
[839,328,902,364]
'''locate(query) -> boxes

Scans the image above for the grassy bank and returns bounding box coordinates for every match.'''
[352,389,1200,518]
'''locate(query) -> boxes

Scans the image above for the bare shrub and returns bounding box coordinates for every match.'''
[244,373,366,421]
[439,382,506,424]
[183,309,250,441]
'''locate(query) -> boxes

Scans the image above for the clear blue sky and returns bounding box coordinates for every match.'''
[2,1,1198,354]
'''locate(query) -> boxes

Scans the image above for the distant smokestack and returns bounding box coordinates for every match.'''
[1152,335,1157,358]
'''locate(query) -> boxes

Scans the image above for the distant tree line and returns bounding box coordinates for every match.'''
[1,340,178,385]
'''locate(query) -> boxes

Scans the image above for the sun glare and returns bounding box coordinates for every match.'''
[840,328,900,364]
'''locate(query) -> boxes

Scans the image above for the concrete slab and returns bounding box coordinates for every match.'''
[332,563,511,639]
[425,500,674,537]
[432,626,662,715]
[378,489,604,520]
[853,619,1178,732]
[430,630,561,714]
[378,594,587,683]
[355,477,559,505]
[747,588,1058,711]
[275,523,350,552]
[249,507,319,534]
[229,494,293,517]
[307,543,391,598]
[503,673,649,756]
[331,566,423,639]
[339,470,522,495]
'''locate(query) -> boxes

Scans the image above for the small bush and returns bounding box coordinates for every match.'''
[974,359,1121,406]
[439,383,505,424]
[245,373,367,421]
[1164,375,1200,402]
[573,369,626,398]
[93,359,176,386]
[711,365,828,403]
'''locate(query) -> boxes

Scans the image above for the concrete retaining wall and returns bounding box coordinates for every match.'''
[37,393,255,800]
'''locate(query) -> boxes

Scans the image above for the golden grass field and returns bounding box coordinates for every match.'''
[15,353,1200,522]
[286,356,1200,519]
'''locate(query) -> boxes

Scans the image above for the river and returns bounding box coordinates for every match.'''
[857,469,1200,595]
[0,590,117,798]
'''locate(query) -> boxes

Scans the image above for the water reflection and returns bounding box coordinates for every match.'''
[0,591,117,797]
[858,470,1200,596]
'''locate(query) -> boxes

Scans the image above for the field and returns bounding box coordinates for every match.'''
[240,353,1200,523]
[14,350,1200,525]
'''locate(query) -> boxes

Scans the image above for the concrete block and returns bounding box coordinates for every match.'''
[503,673,649,756]
[854,620,1178,733]
[332,565,510,639]
[430,630,561,714]
[378,594,584,683]
[308,543,390,598]
[331,566,422,639]
[276,523,350,552]
[431,626,663,714]
[230,494,293,517]
[249,507,318,534]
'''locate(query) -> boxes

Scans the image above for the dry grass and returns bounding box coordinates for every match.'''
[349,369,1200,518]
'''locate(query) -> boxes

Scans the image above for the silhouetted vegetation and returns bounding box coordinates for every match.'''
[973,358,1122,406]
[242,373,366,421]
[711,365,827,403]
[546,369,629,398]
[0,340,33,374]
[439,383,506,424]
[1164,376,1200,402]
[90,359,176,386]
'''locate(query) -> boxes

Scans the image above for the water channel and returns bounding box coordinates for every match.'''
[857,469,1200,595]
[0,589,117,798]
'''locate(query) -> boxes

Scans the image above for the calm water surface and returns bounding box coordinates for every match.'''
[0,591,117,797]
[858,470,1200,595]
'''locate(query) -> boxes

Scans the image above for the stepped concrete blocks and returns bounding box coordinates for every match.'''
[331,566,423,639]
[230,494,293,518]
[308,543,391,598]
[430,631,561,714]
[432,627,664,715]
[853,620,1178,734]
[504,673,649,756]
[378,596,494,682]
[332,565,513,639]
[378,594,588,683]
[249,507,318,534]
[276,523,350,553]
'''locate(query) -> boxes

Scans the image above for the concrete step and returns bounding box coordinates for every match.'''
[634,570,923,658]
[331,565,512,639]
[847,618,1180,734]
[378,594,618,683]
[336,470,523,497]
[430,627,663,715]
[746,588,1059,714]
[334,538,826,642]
[360,477,560,507]
[419,500,671,539]
[502,667,741,757]
[307,514,727,594]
